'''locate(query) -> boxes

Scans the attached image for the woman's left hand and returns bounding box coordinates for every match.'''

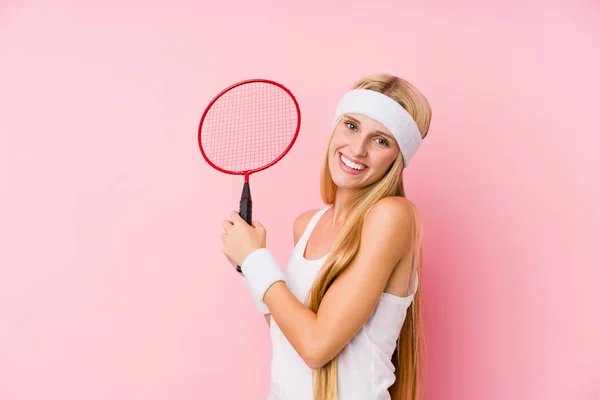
[221,211,267,267]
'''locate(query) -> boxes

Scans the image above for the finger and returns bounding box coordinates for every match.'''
[230,211,246,225]
[252,220,263,229]
[221,220,233,232]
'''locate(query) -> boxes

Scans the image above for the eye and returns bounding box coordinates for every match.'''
[344,120,358,132]
[375,138,390,147]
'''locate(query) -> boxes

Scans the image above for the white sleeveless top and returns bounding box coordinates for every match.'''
[267,206,418,400]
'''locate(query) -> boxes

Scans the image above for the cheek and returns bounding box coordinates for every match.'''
[372,152,398,171]
[330,125,348,144]
[328,134,345,156]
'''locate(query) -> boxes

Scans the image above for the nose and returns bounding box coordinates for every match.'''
[348,135,368,158]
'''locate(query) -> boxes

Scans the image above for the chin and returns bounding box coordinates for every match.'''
[329,168,368,190]
[331,177,359,190]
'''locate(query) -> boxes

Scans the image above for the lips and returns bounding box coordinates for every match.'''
[338,152,368,175]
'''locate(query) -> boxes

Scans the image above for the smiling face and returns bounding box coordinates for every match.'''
[327,113,401,191]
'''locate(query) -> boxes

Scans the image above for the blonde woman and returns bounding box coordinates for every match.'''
[221,73,432,400]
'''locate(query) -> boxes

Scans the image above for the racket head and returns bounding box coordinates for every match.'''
[198,79,301,177]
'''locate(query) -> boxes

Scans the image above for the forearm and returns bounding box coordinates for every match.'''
[264,282,323,367]
[241,248,325,367]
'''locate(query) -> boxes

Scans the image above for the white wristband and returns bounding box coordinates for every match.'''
[241,248,286,302]
[241,276,270,314]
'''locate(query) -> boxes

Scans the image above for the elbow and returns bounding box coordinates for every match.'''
[303,353,326,370]
[299,340,332,370]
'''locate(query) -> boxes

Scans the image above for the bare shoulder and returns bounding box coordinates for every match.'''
[293,208,321,245]
[365,196,416,223]
[362,196,417,257]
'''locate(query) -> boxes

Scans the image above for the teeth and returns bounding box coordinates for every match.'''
[341,154,366,171]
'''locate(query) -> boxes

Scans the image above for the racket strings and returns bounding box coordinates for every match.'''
[201,82,299,173]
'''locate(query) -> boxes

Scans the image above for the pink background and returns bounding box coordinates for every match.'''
[1,1,599,399]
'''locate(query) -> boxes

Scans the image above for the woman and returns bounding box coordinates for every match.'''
[221,73,431,400]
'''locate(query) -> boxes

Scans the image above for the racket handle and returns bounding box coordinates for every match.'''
[239,182,252,225]
[236,181,252,273]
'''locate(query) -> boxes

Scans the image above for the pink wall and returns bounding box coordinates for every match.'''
[1,1,598,399]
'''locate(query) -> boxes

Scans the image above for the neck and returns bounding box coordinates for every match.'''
[329,187,359,225]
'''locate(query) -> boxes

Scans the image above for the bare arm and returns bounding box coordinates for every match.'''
[262,197,415,369]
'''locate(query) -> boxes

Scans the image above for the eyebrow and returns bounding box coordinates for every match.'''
[344,115,396,142]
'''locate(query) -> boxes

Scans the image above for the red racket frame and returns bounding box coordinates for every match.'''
[197,78,302,182]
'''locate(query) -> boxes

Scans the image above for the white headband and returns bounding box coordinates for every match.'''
[332,89,422,167]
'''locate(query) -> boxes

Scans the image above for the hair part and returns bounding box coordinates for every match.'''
[309,73,431,400]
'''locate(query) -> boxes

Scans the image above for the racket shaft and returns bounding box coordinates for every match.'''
[237,182,252,272]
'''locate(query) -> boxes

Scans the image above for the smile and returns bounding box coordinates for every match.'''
[339,153,368,173]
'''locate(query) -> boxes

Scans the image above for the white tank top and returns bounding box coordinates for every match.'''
[267,206,418,400]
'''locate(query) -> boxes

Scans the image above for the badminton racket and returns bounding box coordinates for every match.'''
[198,79,301,272]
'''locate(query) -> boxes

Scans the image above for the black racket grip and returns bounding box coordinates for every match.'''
[236,182,252,273]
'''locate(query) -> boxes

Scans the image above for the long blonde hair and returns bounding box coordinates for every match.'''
[306,73,432,400]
